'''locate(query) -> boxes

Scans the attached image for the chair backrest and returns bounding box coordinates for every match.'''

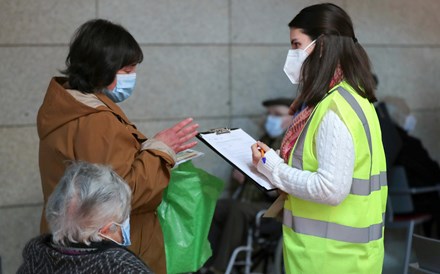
[388,166,415,214]
[413,234,440,272]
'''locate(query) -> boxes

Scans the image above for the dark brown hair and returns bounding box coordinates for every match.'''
[288,3,376,113]
[61,19,143,93]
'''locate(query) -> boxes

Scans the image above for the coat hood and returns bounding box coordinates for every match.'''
[37,77,132,139]
[37,77,99,139]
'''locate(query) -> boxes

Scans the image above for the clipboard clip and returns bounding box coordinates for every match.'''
[208,127,231,135]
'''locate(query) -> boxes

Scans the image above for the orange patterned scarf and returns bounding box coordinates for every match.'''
[280,67,344,163]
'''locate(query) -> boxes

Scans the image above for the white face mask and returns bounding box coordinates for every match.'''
[283,40,316,84]
[265,115,285,138]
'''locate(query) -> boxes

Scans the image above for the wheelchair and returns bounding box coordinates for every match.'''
[225,210,284,274]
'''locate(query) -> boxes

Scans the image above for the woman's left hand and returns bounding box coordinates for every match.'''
[154,118,199,153]
[251,141,271,166]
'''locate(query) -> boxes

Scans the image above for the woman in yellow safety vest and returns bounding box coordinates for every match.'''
[251,3,387,274]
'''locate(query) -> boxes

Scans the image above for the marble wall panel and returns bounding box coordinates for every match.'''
[231,46,297,116]
[347,0,440,45]
[0,0,95,44]
[231,0,344,44]
[0,127,41,206]
[0,47,67,126]
[366,47,440,110]
[0,205,42,274]
[120,46,230,120]
[99,0,228,44]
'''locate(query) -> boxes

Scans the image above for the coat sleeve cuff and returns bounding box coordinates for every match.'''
[141,138,177,163]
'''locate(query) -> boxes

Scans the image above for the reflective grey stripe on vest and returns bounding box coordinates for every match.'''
[290,118,311,170]
[336,87,372,154]
[337,87,388,194]
[284,208,384,243]
[291,87,386,195]
[352,172,387,195]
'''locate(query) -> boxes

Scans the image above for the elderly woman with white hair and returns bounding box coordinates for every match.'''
[18,162,153,274]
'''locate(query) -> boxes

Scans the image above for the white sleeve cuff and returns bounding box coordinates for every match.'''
[256,149,284,183]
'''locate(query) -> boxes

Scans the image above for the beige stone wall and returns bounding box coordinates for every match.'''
[1,0,439,273]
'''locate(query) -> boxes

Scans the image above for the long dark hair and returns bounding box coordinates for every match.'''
[288,3,376,113]
[61,19,143,93]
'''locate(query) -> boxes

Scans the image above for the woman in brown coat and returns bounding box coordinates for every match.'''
[37,19,199,274]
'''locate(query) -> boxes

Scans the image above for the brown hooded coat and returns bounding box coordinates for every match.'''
[37,77,174,274]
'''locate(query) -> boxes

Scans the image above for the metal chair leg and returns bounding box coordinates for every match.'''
[403,221,415,274]
[225,246,252,274]
[225,227,254,274]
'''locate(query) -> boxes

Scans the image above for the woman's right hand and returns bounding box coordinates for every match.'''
[154,118,199,153]
[251,141,271,167]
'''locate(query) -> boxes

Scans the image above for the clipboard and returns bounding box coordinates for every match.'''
[197,127,276,191]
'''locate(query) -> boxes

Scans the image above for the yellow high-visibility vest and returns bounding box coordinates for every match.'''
[283,81,387,274]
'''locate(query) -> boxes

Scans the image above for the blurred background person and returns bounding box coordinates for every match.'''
[36,19,198,274]
[18,162,153,274]
[374,74,440,239]
[375,77,440,238]
[252,3,387,273]
[203,97,292,274]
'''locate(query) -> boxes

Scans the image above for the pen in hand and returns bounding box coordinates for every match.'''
[259,147,266,164]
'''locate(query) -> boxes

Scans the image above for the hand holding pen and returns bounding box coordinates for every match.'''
[260,147,266,164]
[251,141,271,166]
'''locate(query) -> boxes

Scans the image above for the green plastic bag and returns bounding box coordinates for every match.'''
[158,160,224,274]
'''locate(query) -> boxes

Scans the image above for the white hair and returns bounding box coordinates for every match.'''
[45,161,132,246]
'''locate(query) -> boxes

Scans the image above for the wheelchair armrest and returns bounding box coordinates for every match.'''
[389,184,440,195]
[255,210,267,227]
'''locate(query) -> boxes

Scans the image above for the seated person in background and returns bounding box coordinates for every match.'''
[381,96,440,238]
[375,70,440,239]
[18,162,153,274]
[204,97,293,273]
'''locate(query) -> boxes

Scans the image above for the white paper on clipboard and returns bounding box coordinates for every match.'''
[198,128,275,191]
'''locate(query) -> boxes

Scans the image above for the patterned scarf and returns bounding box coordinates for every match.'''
[279,106,313,162]
[280,67,344,163]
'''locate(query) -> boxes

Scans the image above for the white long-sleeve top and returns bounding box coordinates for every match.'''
[257,110,355,206]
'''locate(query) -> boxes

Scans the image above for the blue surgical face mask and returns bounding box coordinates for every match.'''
[403,114,417,133]
[103,73,136,103]
[100,217,131,247]
[117,217,131,247]
[265,115,285,138]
